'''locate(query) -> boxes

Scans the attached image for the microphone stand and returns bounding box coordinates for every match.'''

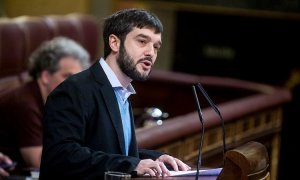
[192,85,205,180]
[196,83,226,166]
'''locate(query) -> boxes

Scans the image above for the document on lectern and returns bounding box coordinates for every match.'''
[169,168,222,177]
[143,168,222,177]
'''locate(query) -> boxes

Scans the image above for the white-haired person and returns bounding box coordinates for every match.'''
[0,37,91,171]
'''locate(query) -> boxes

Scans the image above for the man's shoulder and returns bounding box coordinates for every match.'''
[0,81,40,105]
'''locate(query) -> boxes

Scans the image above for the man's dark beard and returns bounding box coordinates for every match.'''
[117,43,150,81]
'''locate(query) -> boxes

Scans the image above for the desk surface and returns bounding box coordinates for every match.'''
[133,176,217,180]
[6,175,217,180]
[5,175,217,180]
[6,168,219,180]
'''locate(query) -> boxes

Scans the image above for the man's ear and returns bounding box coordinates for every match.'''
[109,34,120,53]
[40,70,50,85]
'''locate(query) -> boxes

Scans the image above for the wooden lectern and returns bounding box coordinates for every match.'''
[217,141,270,180]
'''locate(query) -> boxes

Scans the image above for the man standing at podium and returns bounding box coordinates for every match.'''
[40,8,190,179]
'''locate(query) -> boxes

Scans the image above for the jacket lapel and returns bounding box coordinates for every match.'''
[90,62,126,155]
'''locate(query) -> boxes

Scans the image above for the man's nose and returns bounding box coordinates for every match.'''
[144,43,156,56]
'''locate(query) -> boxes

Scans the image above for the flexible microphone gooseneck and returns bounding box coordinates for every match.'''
[192,85,205,180]
[196,83,226,166]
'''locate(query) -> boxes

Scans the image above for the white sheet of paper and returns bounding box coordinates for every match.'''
[169,168,222,176]
[143,168,222,177]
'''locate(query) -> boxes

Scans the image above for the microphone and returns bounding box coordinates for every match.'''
[196,83,226,166]
[192,83,227,180]
[192,85,205,180]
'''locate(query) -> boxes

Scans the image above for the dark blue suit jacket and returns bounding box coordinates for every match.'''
[39,61,162,179]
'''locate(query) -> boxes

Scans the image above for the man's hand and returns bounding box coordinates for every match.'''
[156,154,191,171]
[0,152,13,177]
[134,158,170,177]
[135,155,191,177]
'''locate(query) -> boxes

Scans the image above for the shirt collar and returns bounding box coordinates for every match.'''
[99,58,136,99]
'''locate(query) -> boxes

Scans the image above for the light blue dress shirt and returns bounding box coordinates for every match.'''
[99,58,136,155]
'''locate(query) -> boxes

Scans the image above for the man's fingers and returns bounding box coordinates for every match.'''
[156,155,192,172]
[159,161,171,177]
[0,168,10,177]
[136,159,166,177]
[174,158,191,171]
[152,162,162,176]
[0,153,12,165]
[145,168,156,177]
[165,157,179,171]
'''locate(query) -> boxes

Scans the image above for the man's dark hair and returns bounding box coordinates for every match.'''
[103,8,163,58]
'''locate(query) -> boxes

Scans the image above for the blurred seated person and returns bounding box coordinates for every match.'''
[0,37,91,170]
[0,152,13,177]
